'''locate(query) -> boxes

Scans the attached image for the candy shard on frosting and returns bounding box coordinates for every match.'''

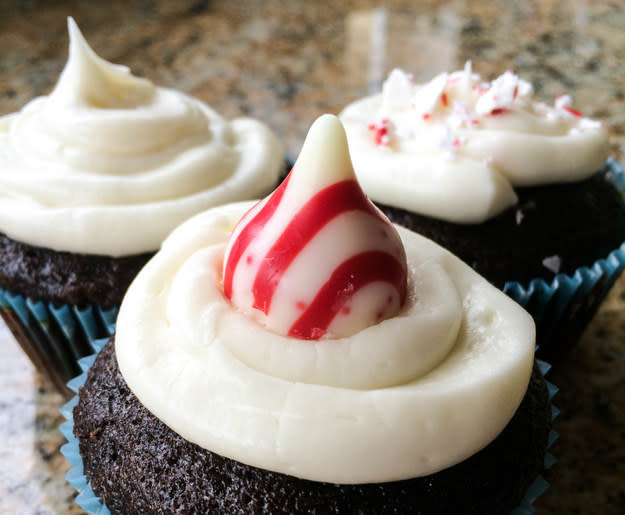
[382,69,413,112]
[223,114,408,340]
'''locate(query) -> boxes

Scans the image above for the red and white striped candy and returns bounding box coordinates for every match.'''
[222,115,407,340]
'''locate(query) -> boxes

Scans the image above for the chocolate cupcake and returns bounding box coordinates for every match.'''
[63,116,554,513]
[339,63,625,360]
[0,18,284,395]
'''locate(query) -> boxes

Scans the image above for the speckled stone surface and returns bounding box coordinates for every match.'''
[0,1,624,513]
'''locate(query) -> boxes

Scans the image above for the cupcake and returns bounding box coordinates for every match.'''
[64,115,553,513]
[339,63,625,360]
[0,18,284,395]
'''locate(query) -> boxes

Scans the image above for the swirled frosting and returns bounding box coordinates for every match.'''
[116,116,536,484]
[0,18,283,256]
[223,115,407,340]
[339,62,609,223]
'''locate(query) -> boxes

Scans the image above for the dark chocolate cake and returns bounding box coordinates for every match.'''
[0,232,153,308]
[378,170,625,289]
[74,339,551,515]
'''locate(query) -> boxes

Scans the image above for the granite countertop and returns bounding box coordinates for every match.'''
[0,1,623,513]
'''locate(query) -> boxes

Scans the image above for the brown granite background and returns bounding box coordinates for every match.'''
[0,1,623,513]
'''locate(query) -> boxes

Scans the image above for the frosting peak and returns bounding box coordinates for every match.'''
[50,18,154,110]
[223,115,408,339]
[40,17,207,158]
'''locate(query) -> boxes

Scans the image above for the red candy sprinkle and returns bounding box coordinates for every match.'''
[441,92,448,107]
[368,119,391,146]
[564,106,583,117]
[490,107,509,116]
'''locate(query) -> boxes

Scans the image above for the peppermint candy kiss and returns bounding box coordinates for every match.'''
[223,114,408,339]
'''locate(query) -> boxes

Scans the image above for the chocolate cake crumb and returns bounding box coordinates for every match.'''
[0,233,153,307]
[75,339,551,514]
[379,171,625,288]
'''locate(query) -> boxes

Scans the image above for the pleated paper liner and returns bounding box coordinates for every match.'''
[504,159,625,362]
[0,289,116,397]
[60,338,558,515]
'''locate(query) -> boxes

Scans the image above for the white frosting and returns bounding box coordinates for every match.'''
[116,201,535,484]
[339,62,609,223]
[223,115,407,340]
[0,18,283,256]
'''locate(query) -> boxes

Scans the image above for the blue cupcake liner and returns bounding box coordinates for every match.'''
[0,287,117,394]
[60,341,558,514]
[503,159,625,360]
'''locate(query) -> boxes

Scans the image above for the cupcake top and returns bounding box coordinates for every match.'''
[339,62,609,223]
[115,115,535,484]
[0,18,283,256]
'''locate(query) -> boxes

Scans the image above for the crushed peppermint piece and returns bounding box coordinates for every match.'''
[436,125,461,160]
[515,209,524,225]
[382,69,414,111]
[449,101,479,129]
[515,78,533,97]
[464,60,473,83]
[542,255,562,274]
[441,92,449,107]
[368,119,393,146]
[564,106,583,117]
[555,94,572,110]
[555,94,583,117]
[475,70,520,115]
[490,107,509,116]
[413,72,447,116]
[477,82,490,95]
[448,61,477,88]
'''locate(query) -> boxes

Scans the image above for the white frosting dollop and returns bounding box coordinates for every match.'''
[0,18,283,256]
[116,201,535,484]
[339,62,609,223]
